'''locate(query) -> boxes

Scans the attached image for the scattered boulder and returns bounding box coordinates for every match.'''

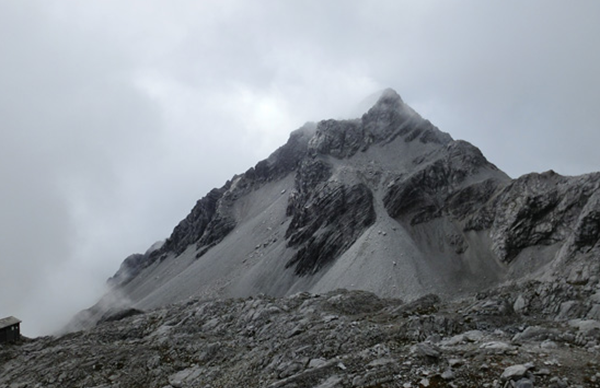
[501,363,533,381]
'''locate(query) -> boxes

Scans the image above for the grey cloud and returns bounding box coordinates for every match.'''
[0,1,165,335]
[1,0,599,335]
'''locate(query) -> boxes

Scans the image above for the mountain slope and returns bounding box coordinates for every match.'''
[70,89,600,330]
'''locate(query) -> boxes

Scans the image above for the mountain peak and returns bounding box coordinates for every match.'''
[363,88,405,115]
[74,89,600,340]
[377,88,404,105]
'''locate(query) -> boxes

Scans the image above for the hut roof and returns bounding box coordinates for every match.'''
[0,316,21,330]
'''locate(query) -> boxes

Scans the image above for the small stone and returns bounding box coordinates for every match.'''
[549,377,569,388]
[540,340,558,351]
[515,378,533,388]
[309,358,328,368]
[314,375,343,388]
[587,304,600,320]
[479,341,511,351]
[543,359,561,366]
[442,334,465,346]
[513,295,527,313]
[367,358,395,368]
[448,358,464,367]
[513,325,553,342]
[523,362,535,370]
[287,325,304,338]
[535,368,551,376]
[464,330,484,342]
[419,378,430,387]
[414,342,441,359]
[501,364,530,381]
[441,369,455,380]
[352,375,366,386]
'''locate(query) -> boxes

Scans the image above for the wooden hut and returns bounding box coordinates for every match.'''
[0,316,21,344]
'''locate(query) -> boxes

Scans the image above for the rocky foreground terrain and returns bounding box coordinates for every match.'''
[3,278,600,387]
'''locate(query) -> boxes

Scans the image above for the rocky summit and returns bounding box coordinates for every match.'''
[2,89,600,387]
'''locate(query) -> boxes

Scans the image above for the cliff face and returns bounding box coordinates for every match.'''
[74,89,599,330]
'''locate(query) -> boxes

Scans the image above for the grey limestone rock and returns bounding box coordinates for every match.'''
[501,364,533,381]
[285,180,376,275]
[165,184,233,257]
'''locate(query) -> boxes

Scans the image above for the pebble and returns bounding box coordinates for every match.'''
[515,378,533,388]
[441,369,455,380]
[500,364,530,381]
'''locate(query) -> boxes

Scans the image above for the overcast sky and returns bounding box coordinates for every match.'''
[1,0,599,336]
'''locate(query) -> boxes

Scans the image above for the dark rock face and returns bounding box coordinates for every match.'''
[575,204,600,248]
[285,181,376,275]
[107,253,146,287]
[108,241,166,287]
[384,141,507,225]
[283,155,376,275]
[475,171,600,263]
[253,124,315,181]
[446,178,503,222]
[308,119,365,158]
[165,185,232,256]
